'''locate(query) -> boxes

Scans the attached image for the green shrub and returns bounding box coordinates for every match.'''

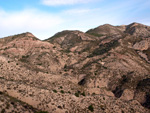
[64,64,67,68]
[81,92,86,96]
[22,55,29,59]
[100,105,106,110]
[92,93,96,95]
[60,90,64,94]
[88,33,104,37]
[68,91,71,94]
[37,63,42,65]
[75,92,79,97]
[53,90,57,93]
[0,91,3,94]
[88,105,94,112]
[1,109,5,113]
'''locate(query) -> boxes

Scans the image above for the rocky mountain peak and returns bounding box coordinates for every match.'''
[0,32,38,45]
[12,32,38,40]
[23,32,36,37]
[100,23,113,27]
[129,22,141,26]
[86,24,124,38]
[125,22,150,37]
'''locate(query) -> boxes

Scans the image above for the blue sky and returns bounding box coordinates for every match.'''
[0,0,150,40]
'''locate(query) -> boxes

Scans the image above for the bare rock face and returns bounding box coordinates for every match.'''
[133,40,149,51]
[125,22,150,37]
[0,22,150,112]
[120,89,134,101]
[134,78,150,109]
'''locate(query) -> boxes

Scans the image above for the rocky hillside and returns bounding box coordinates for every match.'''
[0,22,150,113]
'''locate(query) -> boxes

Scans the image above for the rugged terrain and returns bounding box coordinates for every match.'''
[0,22,150,113]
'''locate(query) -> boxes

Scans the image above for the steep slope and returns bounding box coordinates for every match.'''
[46,30,99,53]
[48,23,150,110]
[0,32,66,74]
[125,22,150,37]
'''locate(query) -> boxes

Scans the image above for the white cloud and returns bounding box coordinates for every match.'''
[0,7,121,40]
[42,0,95,6]
[63,8,100,14]
[0,9,63,40]
[64,9,91,14]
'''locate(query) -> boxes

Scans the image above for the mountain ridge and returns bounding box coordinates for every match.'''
[1,22,149,41]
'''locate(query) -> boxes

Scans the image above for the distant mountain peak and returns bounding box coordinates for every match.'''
[0,32,38,45]
[128,22,143,27]
[11,32,38,40]
[24,32,35,37]
[125,22,150,37]
[101,23,113,27]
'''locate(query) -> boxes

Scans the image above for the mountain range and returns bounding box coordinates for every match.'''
[0,22,150,113]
